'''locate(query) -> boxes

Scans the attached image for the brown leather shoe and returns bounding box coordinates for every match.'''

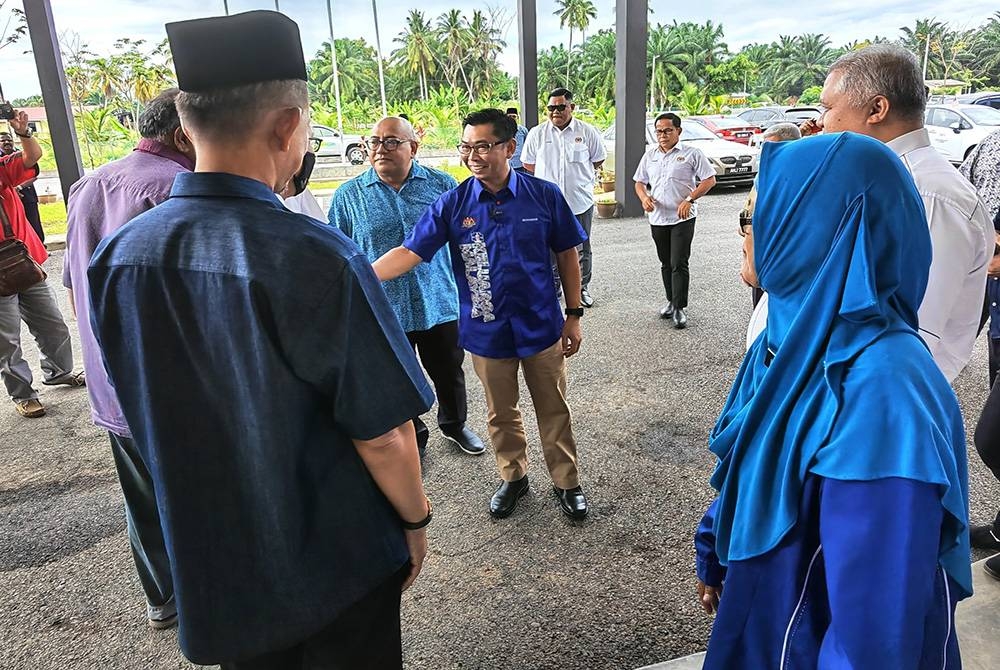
[14,398,45,418]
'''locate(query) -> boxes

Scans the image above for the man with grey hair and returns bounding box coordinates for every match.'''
[760,122,801,143]
[795,44,993,382]
[64,87,195,630]
[88,11,434,667]
[330,115,486,457]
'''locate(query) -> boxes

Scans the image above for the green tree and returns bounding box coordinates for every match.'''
[394,10,437,100]
[436,10,473,100]
[553,0,597,84]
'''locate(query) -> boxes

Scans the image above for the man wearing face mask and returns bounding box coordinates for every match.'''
[330,116,485,458]
[87,11,434,668]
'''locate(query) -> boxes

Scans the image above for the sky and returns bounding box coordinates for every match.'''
[0,0,998,99]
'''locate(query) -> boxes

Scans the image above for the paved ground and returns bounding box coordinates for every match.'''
[2,186,998,669]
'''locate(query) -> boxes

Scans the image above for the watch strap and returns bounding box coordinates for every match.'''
[565,307,584,317]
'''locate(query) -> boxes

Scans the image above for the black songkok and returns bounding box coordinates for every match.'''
[166,10,307,93]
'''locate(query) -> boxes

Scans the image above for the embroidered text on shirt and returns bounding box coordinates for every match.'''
[459,232,495,322]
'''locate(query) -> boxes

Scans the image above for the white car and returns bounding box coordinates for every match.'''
[311,124,367,164]
[924,104,1000,164]
[602,120,760,186]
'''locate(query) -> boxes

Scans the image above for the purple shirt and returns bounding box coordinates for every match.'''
[63,140,192,436]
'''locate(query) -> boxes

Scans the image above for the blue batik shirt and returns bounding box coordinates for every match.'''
[87,172,434,664]
[405,169,586,359]
[510,124,529,169]
[330,163,460,333]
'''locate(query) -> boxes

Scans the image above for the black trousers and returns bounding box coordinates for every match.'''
[989,337,1000,390]
[221,566,407,670]
[406,320,467,447]
[108,432,173,610]
[22,197,43,243]
[650,219,696,309]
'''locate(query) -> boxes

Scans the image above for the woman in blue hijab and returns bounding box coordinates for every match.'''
[694,132,971,669]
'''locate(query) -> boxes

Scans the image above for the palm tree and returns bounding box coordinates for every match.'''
[309,38,379,103]
[554,0,597,84]
[394,10,437,100]
[465,10,506,99]
[436,10,473,100]
[771,34,838,98]
[900,18,946,78]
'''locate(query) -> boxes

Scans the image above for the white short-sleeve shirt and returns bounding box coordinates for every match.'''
[521,118,607,215]
[632,143,716,226]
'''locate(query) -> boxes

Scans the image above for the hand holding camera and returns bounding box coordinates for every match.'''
[7,110,31,137]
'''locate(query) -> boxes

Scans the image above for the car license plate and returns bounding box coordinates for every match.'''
[728,166,751,174]
[736,132,751,137]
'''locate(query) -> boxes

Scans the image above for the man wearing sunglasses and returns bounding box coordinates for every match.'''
[521,88,606,309]
[330,116,486,458]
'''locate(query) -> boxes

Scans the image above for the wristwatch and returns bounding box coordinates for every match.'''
[14,128,32,139]
[684,196,696,204]
[401,496,433,530]
[565,307,584,317]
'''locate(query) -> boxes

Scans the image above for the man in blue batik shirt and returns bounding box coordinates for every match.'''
[375,108,591,521]
[88,11,434,668]
[330,116,485,457]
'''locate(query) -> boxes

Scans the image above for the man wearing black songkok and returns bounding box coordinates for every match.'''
[87,10,434,668]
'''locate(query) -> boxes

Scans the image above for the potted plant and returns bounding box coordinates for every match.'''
[597,168,615,193]
[595,192,619,218]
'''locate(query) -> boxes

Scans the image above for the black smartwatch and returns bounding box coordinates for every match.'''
[564,307,584,317]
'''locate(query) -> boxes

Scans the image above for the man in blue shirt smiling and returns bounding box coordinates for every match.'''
[375,108,590,520]
[330,115,485,457]
[88,11,434,668]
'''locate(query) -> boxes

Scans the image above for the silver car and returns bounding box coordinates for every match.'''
[311,124,367,164]
[602,120,760,186]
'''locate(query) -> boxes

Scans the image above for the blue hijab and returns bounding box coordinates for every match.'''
[709,132,972,597]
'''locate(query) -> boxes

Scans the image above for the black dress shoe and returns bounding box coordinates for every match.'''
[971,525,1000,551]
[580,289,595,308]
[985,553,1000,581]
[659,301,674,319]
[673,307,687,329]
[490,476,529,518]
[555,486,588,519]
[440,424,486,455]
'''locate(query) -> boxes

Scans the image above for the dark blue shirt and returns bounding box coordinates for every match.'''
[990,210,1000,340]
[405,169,586,359]
[87,172,434,664]
[696,476,961,669]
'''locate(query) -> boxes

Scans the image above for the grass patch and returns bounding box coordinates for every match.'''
[40,202,67,236]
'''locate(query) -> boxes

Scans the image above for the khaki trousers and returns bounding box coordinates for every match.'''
[471,341,580,489]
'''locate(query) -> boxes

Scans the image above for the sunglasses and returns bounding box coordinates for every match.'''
[547,104,568,112]
[308,137,322,153]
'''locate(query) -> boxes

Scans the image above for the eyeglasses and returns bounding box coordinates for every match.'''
[365,137,412,152]
[654,128,679,135]
[308,137,322,153]
[456,140,509,156]
[547,104,568,112]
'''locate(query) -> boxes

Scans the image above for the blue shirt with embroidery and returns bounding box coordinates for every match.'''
[87,172,434,664]
[329,163,460,333]
[404,169,586,359]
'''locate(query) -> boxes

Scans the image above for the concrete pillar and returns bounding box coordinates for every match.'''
[615,0,647,217]
[22,0,83,202]
[517,0,539,128]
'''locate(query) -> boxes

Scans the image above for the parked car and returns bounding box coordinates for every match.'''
[738,106,823,134]
[602,120,760,187]
[311,124,367,164]
[687,115,761,144]
[924,104,1000,163]
[954,91,1000,110]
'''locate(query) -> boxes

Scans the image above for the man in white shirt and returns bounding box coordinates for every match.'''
[786,44,992,383]
[522,87,607,308]
[632,113,716,328]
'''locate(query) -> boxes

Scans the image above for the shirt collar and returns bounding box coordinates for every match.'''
[135,138,195,171]
[550,118,577,134]
[170,172,284,207]
[361,161,428,187]
[886,128,931,157]
[472,166,519,202]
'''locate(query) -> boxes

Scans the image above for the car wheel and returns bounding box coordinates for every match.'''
[347,145,366,165]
